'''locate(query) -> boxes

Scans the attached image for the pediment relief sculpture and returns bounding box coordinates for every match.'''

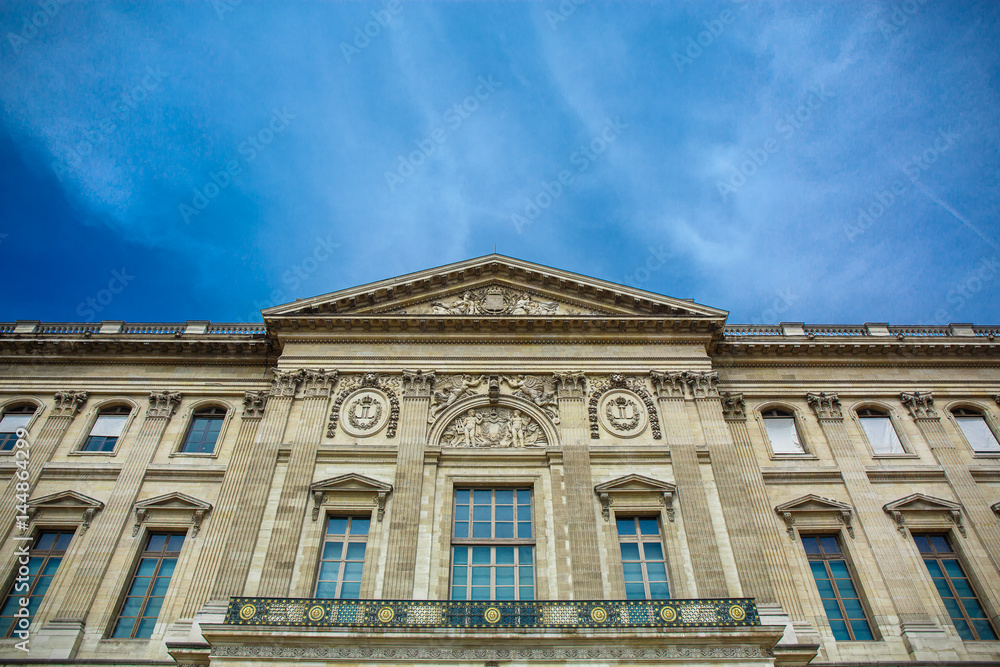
[429,287,560,315]
[503,375,559,423]
[429,375,487,422]
[441,406,547,448]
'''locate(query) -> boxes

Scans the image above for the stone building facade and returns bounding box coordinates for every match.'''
[0,255,998,666]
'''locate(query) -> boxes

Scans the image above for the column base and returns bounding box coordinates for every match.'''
[901,620,960,661]
[757,604,821,666]
[165,600,226,666]
[31,620,84,660]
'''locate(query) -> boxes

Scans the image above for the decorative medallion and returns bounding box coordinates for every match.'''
[590,607,607,623]
[308,605,326,621]
[597,389,648,438]
[377,606,395,623]
[588,374,661,440]
[239,603,257,620]
[659,605,677,622]
[441,406,547,448]
[484,606,501,624]
[339,388,390,437]
[729,604,746,621]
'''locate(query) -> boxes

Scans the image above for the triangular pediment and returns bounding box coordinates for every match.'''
[263,255,727,321]
[595,474,676,494]
[28,490,103,511]
[883,493,962,514]
[135,491,212,512]
[775,494,852,514]
[311,473,392,494]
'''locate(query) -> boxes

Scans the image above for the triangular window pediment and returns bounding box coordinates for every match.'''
[133,492,212,538]
[775,494,855,541]
[883,493,966,537]
[28,490,104,531]
[595,474,676,494]
[594,474,676,523]
[310,473,393,522]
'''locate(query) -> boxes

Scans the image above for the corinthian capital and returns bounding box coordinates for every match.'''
[147,391,182,419]
[806,392,842,420]
[242,391,268,419]
[720,392,746,421]
[685,371,720,398]
[401,370,436,397]
[51,391,88,417]
[302,369,338,398]
[900,391,937,419]
[269,368,305,397]
[649,370,685,398]
[552,371,586,398]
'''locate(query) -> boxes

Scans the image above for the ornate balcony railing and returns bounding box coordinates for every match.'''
[226,597,759,630]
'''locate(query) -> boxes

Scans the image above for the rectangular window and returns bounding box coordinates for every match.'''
[83,415,128,452]
[112,533,184,639]
[955,417,1000,453]
[914,533,997,640]
[451,488,533,601]
[616,516,670,599]
[314,516,369,599]
[180,412,224,454]
[859,416,905,454]
[802,534,874,641]
[0,411,32,451]
[0,531,73,637]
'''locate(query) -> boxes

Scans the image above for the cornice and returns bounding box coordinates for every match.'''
[760,467,844,484]
[865,466,948,483]
[144,465,227,483]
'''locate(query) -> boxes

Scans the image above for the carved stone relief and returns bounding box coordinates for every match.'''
[806,392,842,420]
[147,391,182,419]
[327,373,400,438]
[429,375,486,422]
[52,391,88,417]
[429,286,559,315]
[900,391,937,419]
[441,406,547,448]
[242,391,267,419]
[502,375,559,423]
[588,374,660,440]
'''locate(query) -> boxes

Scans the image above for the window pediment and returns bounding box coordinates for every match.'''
[594,474,676,522]
[27,490,104,531]
[310,473,392,522]
[883,493,965,537]
[132,491,212,537]
[774,494,854,540]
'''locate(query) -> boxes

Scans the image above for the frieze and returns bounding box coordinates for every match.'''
[441,406,546,448]
[588,374,660,440]
[427,286,561,316]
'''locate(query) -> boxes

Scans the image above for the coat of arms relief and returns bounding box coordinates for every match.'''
[441,406,547,448]
[430,286,559,315]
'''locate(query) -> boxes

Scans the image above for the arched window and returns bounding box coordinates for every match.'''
[857,407,905,455]
[180,407,226,454]
[951,407,1000,454]
[0,404,36,451]
[761,408,804,454]
[82,405,131,452]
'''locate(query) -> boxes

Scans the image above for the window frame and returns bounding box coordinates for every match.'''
[949,406,1000,456]
[72,401,137,456]
[449,486,536,602]
[758,405,811,457]
[614,514,671,600]
[853,404,912,458]
[0,402,39,453]
[0,529,74,637]
[912,531,998,641]
[800,532,877,642]
[173,404,230,457]
[109,531,186,640]
[313,515,370,600]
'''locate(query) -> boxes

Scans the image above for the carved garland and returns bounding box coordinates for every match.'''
[588,374,661,440]
[327,373,400,438]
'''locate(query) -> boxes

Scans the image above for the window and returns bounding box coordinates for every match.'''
[803,535,874,641]
[616,516,669,599]
[0,404,35,451]
[0,531,73,637]
[314,516,368,599]
[112,533,184,639]
[82,405,130,452]
[762,408,804,454]
[180,407,225,454]
[952,408,1000,454]
[913,533,997,641]
[857,407,905,454]
[451,488,533,601]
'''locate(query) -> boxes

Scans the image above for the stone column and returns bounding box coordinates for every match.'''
[553,371,603,599]
[381,370,434,599]
[50,391,181,626]
[688,373,776,603]
[257,370,337,597]
[650,371,728,597]
[210,370,302,599]
[719,392,803,618]
[178,391,266,617]
[900,392,1000,590]
[0,392,88,542]
[806,392,951,657]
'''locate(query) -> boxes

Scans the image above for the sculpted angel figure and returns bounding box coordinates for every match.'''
[503,375,559,423]
[511,292,558,315]
[429,374,486,420]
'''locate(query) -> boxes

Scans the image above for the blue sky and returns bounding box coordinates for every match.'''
[1,1,998,325]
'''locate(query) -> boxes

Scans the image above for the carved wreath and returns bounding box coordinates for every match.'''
[605,397,641,431]
[347,396,383,431]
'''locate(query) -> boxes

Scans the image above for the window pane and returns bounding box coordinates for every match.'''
[322,541,343,560]
[802,536,821,555]
[315,581,337,598]
[649,581,670,598]
[495,489,513,505]
[620,543,640,560]
[643,542,664,561]
[91,415,128,437]
[327,518,348,535]
[340,582,361,599]
[495,547,514,564]
[495,522,514,538]
[113,534,180,639]
[860,416,904,454]
[345,543,366,560]
[929,535,950,553]
[625,583,646,599]
[0,414,31,433]
[638,518,659,535]
[646,562,667,581]
[764,417,804,454]
[616,518,636,535]
[471,547,491,564]
[317,518,368,599]
[956,416,1000,452]
[517,521,532,539]
[452,489,534,600]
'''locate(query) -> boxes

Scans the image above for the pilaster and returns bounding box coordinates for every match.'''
[649,371,727,597]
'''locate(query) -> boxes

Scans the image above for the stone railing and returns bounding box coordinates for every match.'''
[208,323,267,334]
[226,597,759,630]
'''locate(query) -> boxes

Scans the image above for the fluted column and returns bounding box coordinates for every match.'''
[258,370,337,596]
[210,370,301,599]
[53,391,182,622]
[179,391,265,616]
[381,370,435,599]
[900,392,1000,592]
[688,373,775,603]
[650,371,728,597]
[552,371,602,599]
[0,392,88,542]
[719,392,804,618]
[806,392,937,631]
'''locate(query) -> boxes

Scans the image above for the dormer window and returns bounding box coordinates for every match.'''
[762,408,804,454]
